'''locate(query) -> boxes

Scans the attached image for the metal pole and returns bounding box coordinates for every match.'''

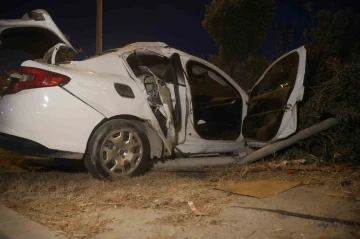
[237,117,339,165]
[153,156,236,170]
[96,0,103,55]
[153,118,339,170]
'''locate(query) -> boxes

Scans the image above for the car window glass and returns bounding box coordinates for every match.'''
[186,61,237,97]
[251,52,299,97]
[207,70,227,86]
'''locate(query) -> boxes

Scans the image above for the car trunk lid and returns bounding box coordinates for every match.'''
[0,9,75,60]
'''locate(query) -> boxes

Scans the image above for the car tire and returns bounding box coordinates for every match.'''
[84,119,151,180]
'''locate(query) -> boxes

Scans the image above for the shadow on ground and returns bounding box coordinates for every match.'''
[27,158,87,173]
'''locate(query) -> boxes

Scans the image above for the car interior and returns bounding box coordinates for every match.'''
[242,52,300,142]
[186,61,243,140]
[126,51,300,143]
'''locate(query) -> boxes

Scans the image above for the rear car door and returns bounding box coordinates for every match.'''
[242,46,306,146]
[122,50,187,147]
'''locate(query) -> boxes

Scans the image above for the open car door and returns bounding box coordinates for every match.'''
[242,46,306,146]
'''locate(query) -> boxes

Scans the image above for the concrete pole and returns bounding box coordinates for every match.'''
[96,0,103,55]
[153,118,339,170]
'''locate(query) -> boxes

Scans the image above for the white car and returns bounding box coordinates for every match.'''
[0,9,306,179]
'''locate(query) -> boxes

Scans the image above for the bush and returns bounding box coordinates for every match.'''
[297,9,360,163]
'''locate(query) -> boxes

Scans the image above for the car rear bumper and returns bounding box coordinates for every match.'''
[0,132,83,159]
[0,86,104,154]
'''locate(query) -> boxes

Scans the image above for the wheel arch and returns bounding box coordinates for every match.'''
[85,114,164,160]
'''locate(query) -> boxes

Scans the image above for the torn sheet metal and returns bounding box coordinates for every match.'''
[144,67,176,143]
[215,180,302,199]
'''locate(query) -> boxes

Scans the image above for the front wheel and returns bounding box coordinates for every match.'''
[84,119,151,180]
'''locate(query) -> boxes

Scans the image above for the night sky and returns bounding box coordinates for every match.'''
[1,0,360,75]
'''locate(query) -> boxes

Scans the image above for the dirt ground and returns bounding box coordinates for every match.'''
[0,148,359,239]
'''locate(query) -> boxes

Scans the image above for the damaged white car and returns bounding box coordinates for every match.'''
[0,9,308,179]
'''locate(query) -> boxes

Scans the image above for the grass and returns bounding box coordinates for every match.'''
[0,149,359,238]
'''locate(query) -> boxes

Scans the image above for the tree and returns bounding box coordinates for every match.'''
[203,0,275,88]
[208,54,269,91]
[207,54,240,78]
[298,8,360,162]
[279,22,294,53]
[202,0,276,62]
[237,55,270,91]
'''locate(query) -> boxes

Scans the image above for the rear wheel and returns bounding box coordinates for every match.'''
[84,119,151,180]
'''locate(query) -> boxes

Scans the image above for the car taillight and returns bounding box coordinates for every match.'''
[3,67,71,95]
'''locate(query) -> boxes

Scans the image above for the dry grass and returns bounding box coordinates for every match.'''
[0,149,359,238]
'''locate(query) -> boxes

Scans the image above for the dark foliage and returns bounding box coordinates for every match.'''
[298,9,360,162]
[203,0,276,61]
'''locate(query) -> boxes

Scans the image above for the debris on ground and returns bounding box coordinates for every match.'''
[233,147,254,158]
[187,201,203,216]
[214,180,302,199]
[326,191,351,199]
[283,159,307,165]
[317,222,329,228]
[271,228,284,232]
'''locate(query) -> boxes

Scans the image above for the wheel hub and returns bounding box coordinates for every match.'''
[118,149,126,155]
[100,128,143,175]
